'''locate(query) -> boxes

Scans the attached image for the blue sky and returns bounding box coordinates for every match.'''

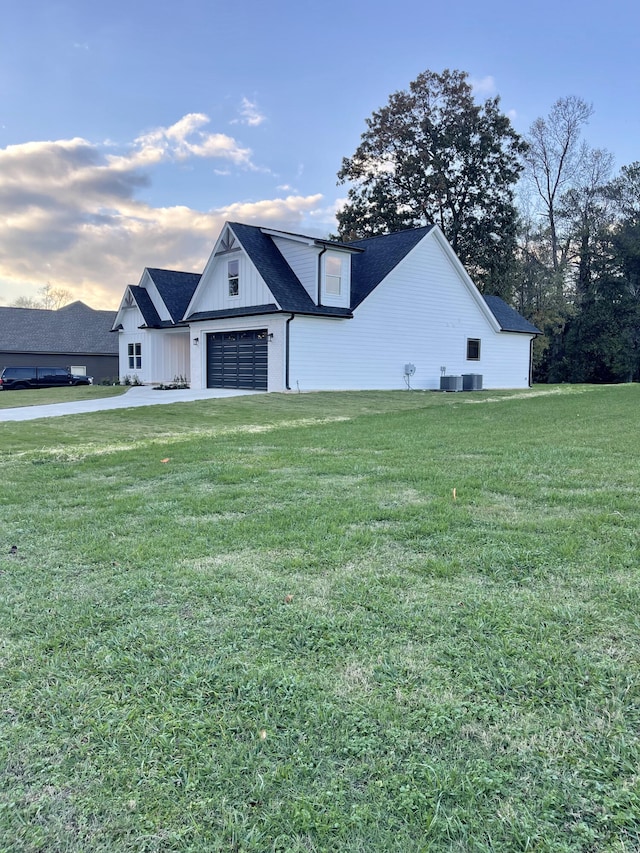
[1,0,638,308]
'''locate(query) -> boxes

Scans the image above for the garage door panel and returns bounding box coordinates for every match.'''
[206,329,268,390]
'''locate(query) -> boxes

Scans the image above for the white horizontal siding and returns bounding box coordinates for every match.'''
[289,233,532,391]
[272,237,319,301]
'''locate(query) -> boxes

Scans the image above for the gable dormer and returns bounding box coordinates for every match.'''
[264,229,357,309]
[319,249,351,309]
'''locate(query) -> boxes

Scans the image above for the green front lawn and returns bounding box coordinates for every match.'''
[1,386,639,851]
[0,384,127,409]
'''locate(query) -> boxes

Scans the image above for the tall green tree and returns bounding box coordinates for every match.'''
[558,147,614,301]
[337,69,527,297]
[524,96,594,278]
[550,161,640,383]
[607,162,640,292]
[520,97,617,381]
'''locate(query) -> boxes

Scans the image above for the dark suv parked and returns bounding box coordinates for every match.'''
[0,367,93,390]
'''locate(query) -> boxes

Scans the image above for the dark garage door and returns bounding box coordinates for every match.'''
[206,329,268,390]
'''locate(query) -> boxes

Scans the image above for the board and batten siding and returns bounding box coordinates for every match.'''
[288,233,533,391]
[118,303,147,382]
[188,250,274,315]
[117,303,190,385]
[149,331,190,385]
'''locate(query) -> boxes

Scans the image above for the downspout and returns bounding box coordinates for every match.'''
[285,313,295,390]
[316,245,327,307]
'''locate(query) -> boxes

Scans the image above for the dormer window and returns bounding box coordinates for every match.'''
[228,259,239,297]
[325,256,342,295]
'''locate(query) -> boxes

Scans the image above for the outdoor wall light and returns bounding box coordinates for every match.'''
[193,337,199,346]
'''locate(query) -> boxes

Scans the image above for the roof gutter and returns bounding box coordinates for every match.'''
[285,313,295,390]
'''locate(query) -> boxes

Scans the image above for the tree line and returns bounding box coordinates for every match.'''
[336,69,640,383]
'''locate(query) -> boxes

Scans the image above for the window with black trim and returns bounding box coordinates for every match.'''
[228,259,239,297]
[128,342,142,369]
[467,338,481,360]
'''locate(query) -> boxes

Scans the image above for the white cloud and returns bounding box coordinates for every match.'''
[470,75,497,97]
[112,113,255,170]
[232,97,267,127]
[0,121,330,308]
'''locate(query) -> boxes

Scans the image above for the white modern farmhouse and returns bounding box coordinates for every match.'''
[112,222,540,392]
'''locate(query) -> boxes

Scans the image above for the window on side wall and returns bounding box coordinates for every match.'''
[228,259,239,297]
[128,342,142,370]
[466,338,481,361]
[325,256,342,295]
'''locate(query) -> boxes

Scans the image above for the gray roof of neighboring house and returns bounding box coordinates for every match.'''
[0,301,119,354]
[483,296,542,334]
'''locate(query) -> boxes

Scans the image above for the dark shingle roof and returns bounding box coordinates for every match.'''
[187,303,351,323]
[483,296,542,334]
[128,286,162,328]
[225,223,352,317]
[347,226,434,308]
[228,223,318,313]
[0,301,118,354]
[187,304,280,322]
[145,269,201,322]
[127,224,541,338]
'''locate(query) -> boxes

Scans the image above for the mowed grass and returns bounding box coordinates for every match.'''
[0,386,639,852]
[0,384,126,409]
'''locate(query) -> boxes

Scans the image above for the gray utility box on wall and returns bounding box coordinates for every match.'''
[440,375,463,392]
[462,373,483,391]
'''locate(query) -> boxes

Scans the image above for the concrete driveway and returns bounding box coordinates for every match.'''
[0,385,260,422]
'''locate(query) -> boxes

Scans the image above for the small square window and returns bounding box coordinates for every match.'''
[467,338,481,360]
[228,259,239,297]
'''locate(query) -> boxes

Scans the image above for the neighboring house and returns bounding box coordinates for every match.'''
[0,301,119,384]
[112,222,541,392]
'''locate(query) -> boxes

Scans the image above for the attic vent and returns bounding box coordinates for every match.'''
[220,229,238,252]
